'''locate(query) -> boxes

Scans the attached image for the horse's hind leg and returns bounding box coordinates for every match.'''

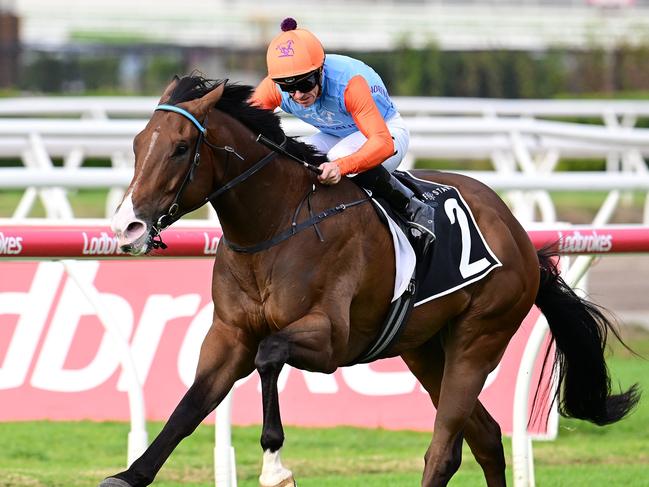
[99,322,255,487]
[402,325,511,487]
[428,309,522,487]
[402,336,464,484]
[464,402,506,485]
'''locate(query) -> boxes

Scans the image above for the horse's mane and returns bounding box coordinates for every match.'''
[166,75,328,166]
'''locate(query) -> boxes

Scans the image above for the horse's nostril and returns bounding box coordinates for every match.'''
[126,222,142,232]
[125,221,146,240]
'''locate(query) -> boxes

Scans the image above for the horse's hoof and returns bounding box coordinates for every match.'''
[99,478,132,487]
[260,476,296,487]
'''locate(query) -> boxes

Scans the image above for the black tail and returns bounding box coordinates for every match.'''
[535,248,640,426]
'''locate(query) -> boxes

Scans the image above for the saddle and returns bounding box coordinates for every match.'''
[350,170,502,364]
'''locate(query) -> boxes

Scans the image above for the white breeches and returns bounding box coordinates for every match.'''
[301,114,410,173]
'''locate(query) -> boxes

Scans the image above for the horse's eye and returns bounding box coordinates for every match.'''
[173,144,189,158]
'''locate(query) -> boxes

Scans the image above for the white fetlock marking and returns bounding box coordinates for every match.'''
[259,448,293,487]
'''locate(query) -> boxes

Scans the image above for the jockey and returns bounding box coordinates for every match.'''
[251,17,436,251]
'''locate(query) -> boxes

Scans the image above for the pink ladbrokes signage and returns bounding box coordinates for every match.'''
[0,260,554,437]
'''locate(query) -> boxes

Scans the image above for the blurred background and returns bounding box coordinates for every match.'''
[1,2,648,486]
[1,0,649,97]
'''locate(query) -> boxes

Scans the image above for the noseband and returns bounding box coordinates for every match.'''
[149,103,282,248]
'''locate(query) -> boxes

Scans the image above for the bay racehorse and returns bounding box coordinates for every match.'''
[103,76,639,487]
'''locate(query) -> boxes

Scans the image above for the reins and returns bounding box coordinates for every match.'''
[151,104,280,248]
[256,134,322,175]
[150,102,369,253]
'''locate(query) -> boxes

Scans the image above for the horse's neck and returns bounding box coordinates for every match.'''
[205,109,317,247]
[211,143,313,248]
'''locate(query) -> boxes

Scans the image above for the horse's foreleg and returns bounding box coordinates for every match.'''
[256,334,295,487]
[99,322,255,487]
[255,312,338,487]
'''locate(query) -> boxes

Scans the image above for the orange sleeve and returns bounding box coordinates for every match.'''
[334,75,395,176]
[249,76,282,111]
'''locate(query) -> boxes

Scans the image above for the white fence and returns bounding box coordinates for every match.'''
[1,96,648,224]
[3,96,649,122]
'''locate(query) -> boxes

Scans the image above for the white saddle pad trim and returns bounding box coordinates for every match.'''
[372,198,416,302]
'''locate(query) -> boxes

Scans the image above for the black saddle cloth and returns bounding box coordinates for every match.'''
[374,170,502,307]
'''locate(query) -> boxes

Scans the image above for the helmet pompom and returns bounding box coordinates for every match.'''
[267,18,324,79]
[280,18,298,32]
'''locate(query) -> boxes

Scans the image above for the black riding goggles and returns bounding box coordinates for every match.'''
[274,71,320,93]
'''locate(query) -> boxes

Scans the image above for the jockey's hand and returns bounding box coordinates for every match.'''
[318,161,342,185]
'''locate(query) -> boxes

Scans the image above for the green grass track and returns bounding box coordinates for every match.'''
[1,330,647,486]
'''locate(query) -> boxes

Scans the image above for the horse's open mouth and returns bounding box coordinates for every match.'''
[118,229,154,256]
[120,241,150,256]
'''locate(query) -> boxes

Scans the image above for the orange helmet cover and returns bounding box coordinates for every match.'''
[267,18,325,80]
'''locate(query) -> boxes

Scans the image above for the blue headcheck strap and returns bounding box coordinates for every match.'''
[155,104,206,134]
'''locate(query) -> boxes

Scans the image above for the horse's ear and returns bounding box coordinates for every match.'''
[158,75,180,104]
[194,79,227,116]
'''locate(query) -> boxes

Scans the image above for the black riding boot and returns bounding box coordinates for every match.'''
[353,166,436,252]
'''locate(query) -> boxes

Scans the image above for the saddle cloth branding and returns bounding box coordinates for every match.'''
[382,171,502,307]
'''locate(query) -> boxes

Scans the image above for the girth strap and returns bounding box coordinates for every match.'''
[347,277,417,365]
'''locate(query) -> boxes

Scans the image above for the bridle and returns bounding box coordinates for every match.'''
[149,103,282,248]
[147,101,369,254]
